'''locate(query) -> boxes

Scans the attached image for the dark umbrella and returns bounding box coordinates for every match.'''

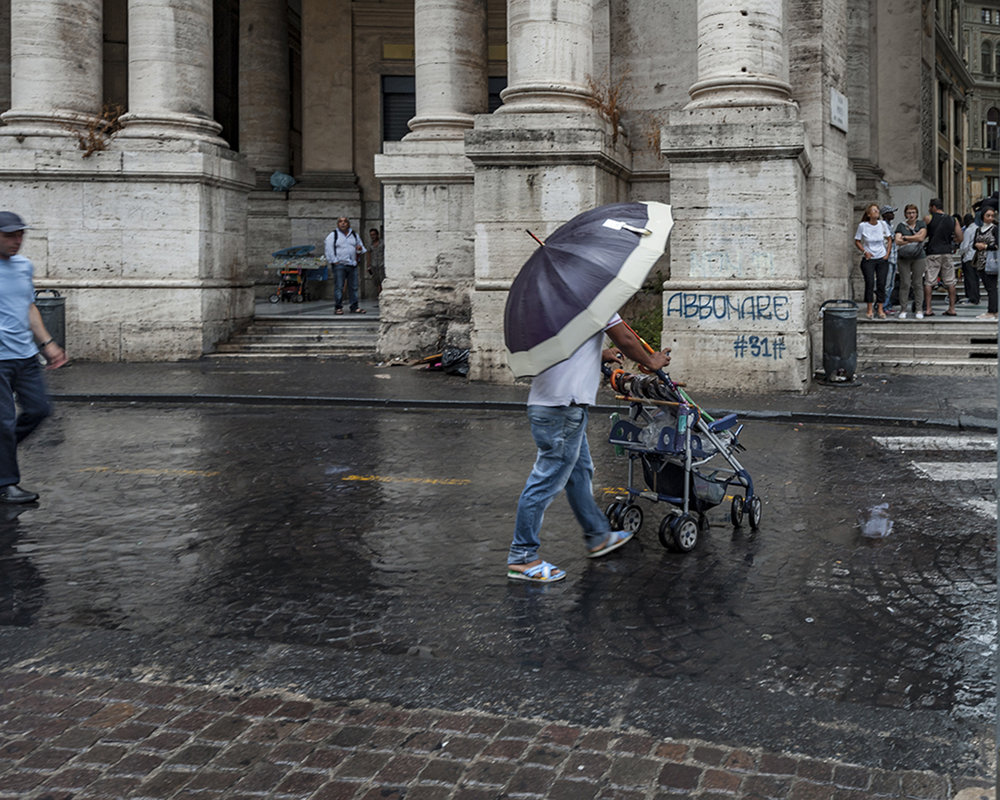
[504,201,672,378]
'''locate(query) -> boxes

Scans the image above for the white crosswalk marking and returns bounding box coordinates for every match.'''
[872,434,998,521]
[909,461,997,481]
[873,435,996,451]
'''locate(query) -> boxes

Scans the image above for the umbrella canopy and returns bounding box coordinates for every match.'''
[504,201,673,378]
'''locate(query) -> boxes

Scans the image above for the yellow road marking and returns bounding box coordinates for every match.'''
[342,474,470,486]
[80,467,221,478]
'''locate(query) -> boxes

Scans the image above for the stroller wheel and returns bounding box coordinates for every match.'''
[268,293,280,304]
[671,514,699,552]
[747,495,763,530]
[605,501,624,528]
[619,504,643,534]
[657,515,675,550]
[730,495,744,528]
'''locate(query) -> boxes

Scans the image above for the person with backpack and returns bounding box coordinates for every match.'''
[922,198,963,317]
[323,217,367,315]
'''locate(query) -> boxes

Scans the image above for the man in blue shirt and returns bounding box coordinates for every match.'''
[0,212,66,503]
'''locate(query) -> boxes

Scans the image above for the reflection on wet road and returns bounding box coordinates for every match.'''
[0,404,994,727]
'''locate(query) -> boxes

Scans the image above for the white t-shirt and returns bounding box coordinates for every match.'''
[855,221,888,259]
[528,314,623,407]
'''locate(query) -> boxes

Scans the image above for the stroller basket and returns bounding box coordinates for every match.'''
[641,458,728,513]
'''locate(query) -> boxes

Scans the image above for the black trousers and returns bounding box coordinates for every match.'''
[983,270,998,314]
[962,260,981,304]
[859,258,888,304]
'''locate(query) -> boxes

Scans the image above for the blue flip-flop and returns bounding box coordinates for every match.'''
[588,530,634,558]
[507,560,566,582]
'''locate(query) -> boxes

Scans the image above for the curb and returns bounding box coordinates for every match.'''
[48,392,998,432]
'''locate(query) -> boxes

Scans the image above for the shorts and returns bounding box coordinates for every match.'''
[923,254,956,286]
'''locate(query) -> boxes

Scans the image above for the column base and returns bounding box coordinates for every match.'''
[465,110,632,383]
[0,110,101,138]
[0,142,254,360]
[375,139,475,359]
[118,111,227,146]
[661,107,813,392]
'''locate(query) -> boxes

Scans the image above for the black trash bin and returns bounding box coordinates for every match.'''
[819,299,857,382]
[34,289,65,350]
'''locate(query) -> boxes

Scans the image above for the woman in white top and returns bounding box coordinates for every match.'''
[854,203,891,319]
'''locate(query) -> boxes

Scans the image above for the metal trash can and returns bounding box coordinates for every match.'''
[819,299,857,382]
[34,289,65,350]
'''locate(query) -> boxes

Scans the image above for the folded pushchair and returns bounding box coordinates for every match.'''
[604,367,761,553]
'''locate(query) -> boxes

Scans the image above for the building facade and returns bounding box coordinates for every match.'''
[965,0,1000,203]
[0,0,972,389]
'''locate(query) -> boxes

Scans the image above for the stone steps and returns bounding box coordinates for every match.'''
[856,318,997,375]
[208,315,379,358]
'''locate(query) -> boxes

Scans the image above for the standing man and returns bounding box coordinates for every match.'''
[879,206,897,314]
[507,317,671,583]
[923,198,962,317]
[323,217,367,315]
[0,212,67,504]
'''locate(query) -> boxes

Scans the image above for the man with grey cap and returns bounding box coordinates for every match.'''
[879,205,898,313]
[0,211,66,503]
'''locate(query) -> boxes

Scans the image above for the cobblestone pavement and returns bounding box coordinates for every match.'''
[0,373,996,798]
[0,670,993,800]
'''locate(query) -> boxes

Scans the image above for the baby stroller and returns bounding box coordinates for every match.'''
[267,245,321,303]
[604,366,761,553]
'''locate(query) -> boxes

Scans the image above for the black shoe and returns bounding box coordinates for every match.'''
[0,485,38,504]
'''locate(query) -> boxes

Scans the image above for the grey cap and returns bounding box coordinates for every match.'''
[0,212,30,233]
[879,205,897,215]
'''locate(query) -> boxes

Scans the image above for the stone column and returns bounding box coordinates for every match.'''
[1,0,103,134]
[240,0,292,297]
[239,0,290,174]
[686,0,793,108]
[499,0,594,112]
[0,0,11,114]
[406,0,488,139]
[375,0,489,358]
[118,0,225,143]
[294,0,358,290]
[660,0,812,392]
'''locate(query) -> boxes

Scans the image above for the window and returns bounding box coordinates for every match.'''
[984,40,993,73]
[987,107,1000,150]
[382,76,416,142]
[984,8,991,23]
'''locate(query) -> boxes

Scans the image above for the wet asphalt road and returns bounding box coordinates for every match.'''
[0,400,994,778]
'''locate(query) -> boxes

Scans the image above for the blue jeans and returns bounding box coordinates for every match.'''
[508,405,610,564]
[0,357,51,486]
[883,260,897,310]
[333,263,359,310]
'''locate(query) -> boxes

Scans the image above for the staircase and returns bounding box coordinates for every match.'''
[856,316,998,375]
[209,312,379,358]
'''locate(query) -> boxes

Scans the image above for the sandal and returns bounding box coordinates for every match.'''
[588,530,634,559]
[351,308,367,314]
[507,561,566,583]
[335,308,344,315]
[943,310,957,316]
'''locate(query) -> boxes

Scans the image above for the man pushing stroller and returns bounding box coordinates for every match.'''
[507,315,671,583]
